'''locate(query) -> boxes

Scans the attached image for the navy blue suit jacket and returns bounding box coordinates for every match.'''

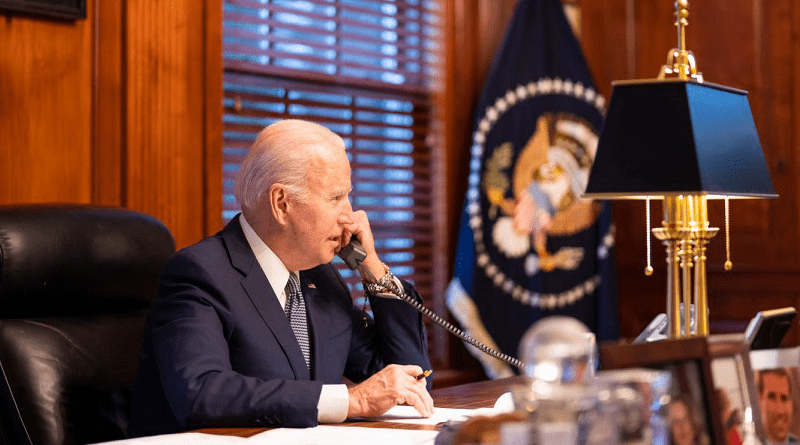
[128,217,431,437]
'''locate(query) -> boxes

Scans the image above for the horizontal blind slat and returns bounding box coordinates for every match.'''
[224,71,432,102]
[224,61,433,93]
[223,44,429,80]
[224,12,439,46]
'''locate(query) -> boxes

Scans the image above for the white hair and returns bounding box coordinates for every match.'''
[234,119,345,213]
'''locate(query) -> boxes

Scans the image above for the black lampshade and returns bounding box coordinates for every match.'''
[584,80,776,199]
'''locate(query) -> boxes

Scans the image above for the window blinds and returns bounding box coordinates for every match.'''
[222,0,440,297]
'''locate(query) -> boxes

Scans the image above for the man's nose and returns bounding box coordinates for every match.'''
[337,201,353,225]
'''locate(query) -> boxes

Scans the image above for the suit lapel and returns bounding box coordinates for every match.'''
[222,217,310,380]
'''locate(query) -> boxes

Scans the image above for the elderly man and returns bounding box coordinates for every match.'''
[759,368,799,445]
[128,119,433,437]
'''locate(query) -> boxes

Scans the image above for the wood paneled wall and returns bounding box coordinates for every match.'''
[2,0,799,369]
[0,0,222,249]
[0,8,94,203]
[441,0,800,348]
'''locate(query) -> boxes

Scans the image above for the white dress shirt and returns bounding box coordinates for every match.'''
[240,215,349,423]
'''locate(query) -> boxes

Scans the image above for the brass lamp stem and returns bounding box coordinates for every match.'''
[682,195,698,336]
[679,195,696,335]
[680,232,694,335]
[653,196,686,338]
[690,195,718,336]
[652,230,682,338]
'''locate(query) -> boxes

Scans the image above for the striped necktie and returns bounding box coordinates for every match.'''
[285,274,310,371]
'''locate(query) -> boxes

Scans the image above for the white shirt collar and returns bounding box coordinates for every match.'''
[239,214,296,309]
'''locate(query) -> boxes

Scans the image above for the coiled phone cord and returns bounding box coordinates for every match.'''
[359,264,525,372]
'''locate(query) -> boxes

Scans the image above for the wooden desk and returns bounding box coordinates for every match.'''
[431,376,523,409]
[196,376,526,438]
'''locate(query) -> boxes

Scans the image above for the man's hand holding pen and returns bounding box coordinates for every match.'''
[347,364,434,419]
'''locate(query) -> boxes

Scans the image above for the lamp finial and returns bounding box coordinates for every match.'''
[659,0,703,82]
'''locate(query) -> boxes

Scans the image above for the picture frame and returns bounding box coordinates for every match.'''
[745,307,797,350]
[601,337,723,445]
[0,0,85,20]
[708,333,766,445]
[750,346,800,445]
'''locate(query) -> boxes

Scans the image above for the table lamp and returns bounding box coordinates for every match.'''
[584,0,776,339]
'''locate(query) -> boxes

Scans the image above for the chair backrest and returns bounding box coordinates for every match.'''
[0,204,175,445]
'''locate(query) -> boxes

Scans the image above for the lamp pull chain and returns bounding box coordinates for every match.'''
[645,198,654,275]
[724,197,733,271]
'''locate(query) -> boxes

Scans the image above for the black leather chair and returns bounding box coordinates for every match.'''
[0,204,175,445]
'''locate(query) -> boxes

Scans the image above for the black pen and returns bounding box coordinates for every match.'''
[416,370,432,380]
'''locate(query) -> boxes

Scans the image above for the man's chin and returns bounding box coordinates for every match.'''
[323,251,337,264]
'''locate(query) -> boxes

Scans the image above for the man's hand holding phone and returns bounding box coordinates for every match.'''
[337,210,387,282]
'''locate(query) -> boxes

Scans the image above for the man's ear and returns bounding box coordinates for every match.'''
[269,183,290,225]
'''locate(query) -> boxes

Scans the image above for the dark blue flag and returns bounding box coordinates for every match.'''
[446,0,618,378]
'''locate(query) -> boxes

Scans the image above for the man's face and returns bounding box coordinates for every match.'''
[761,373,793,443]
[669,401,695,445]
[285,147,353,270]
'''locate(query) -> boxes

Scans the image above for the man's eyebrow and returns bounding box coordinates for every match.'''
[329,187,351,197]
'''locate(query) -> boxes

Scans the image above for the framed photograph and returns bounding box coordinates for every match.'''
[0,0,85,20]
[745,307,797,350]
[750,346,800,445]
[708,333,766,445]
[601,337,722,445]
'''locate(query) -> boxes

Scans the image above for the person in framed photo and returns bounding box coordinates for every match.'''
[757,368,800,444]
[716,388,744,445]
[669,394,710,445]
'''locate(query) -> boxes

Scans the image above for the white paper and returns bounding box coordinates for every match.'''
[493,391,515,412]
[246,425,437,445]
[358,405,494,425]
[90,432,249,445]
[359,392,515,426]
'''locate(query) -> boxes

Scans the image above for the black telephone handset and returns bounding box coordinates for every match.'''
[337,238,524,371]
[337,238,368,270]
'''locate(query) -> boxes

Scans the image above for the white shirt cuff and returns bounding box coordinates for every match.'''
[317,384,349,423]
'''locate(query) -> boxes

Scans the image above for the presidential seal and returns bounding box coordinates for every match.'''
[467,77,614,310]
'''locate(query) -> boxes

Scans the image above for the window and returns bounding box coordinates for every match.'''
[222,0,441,336]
